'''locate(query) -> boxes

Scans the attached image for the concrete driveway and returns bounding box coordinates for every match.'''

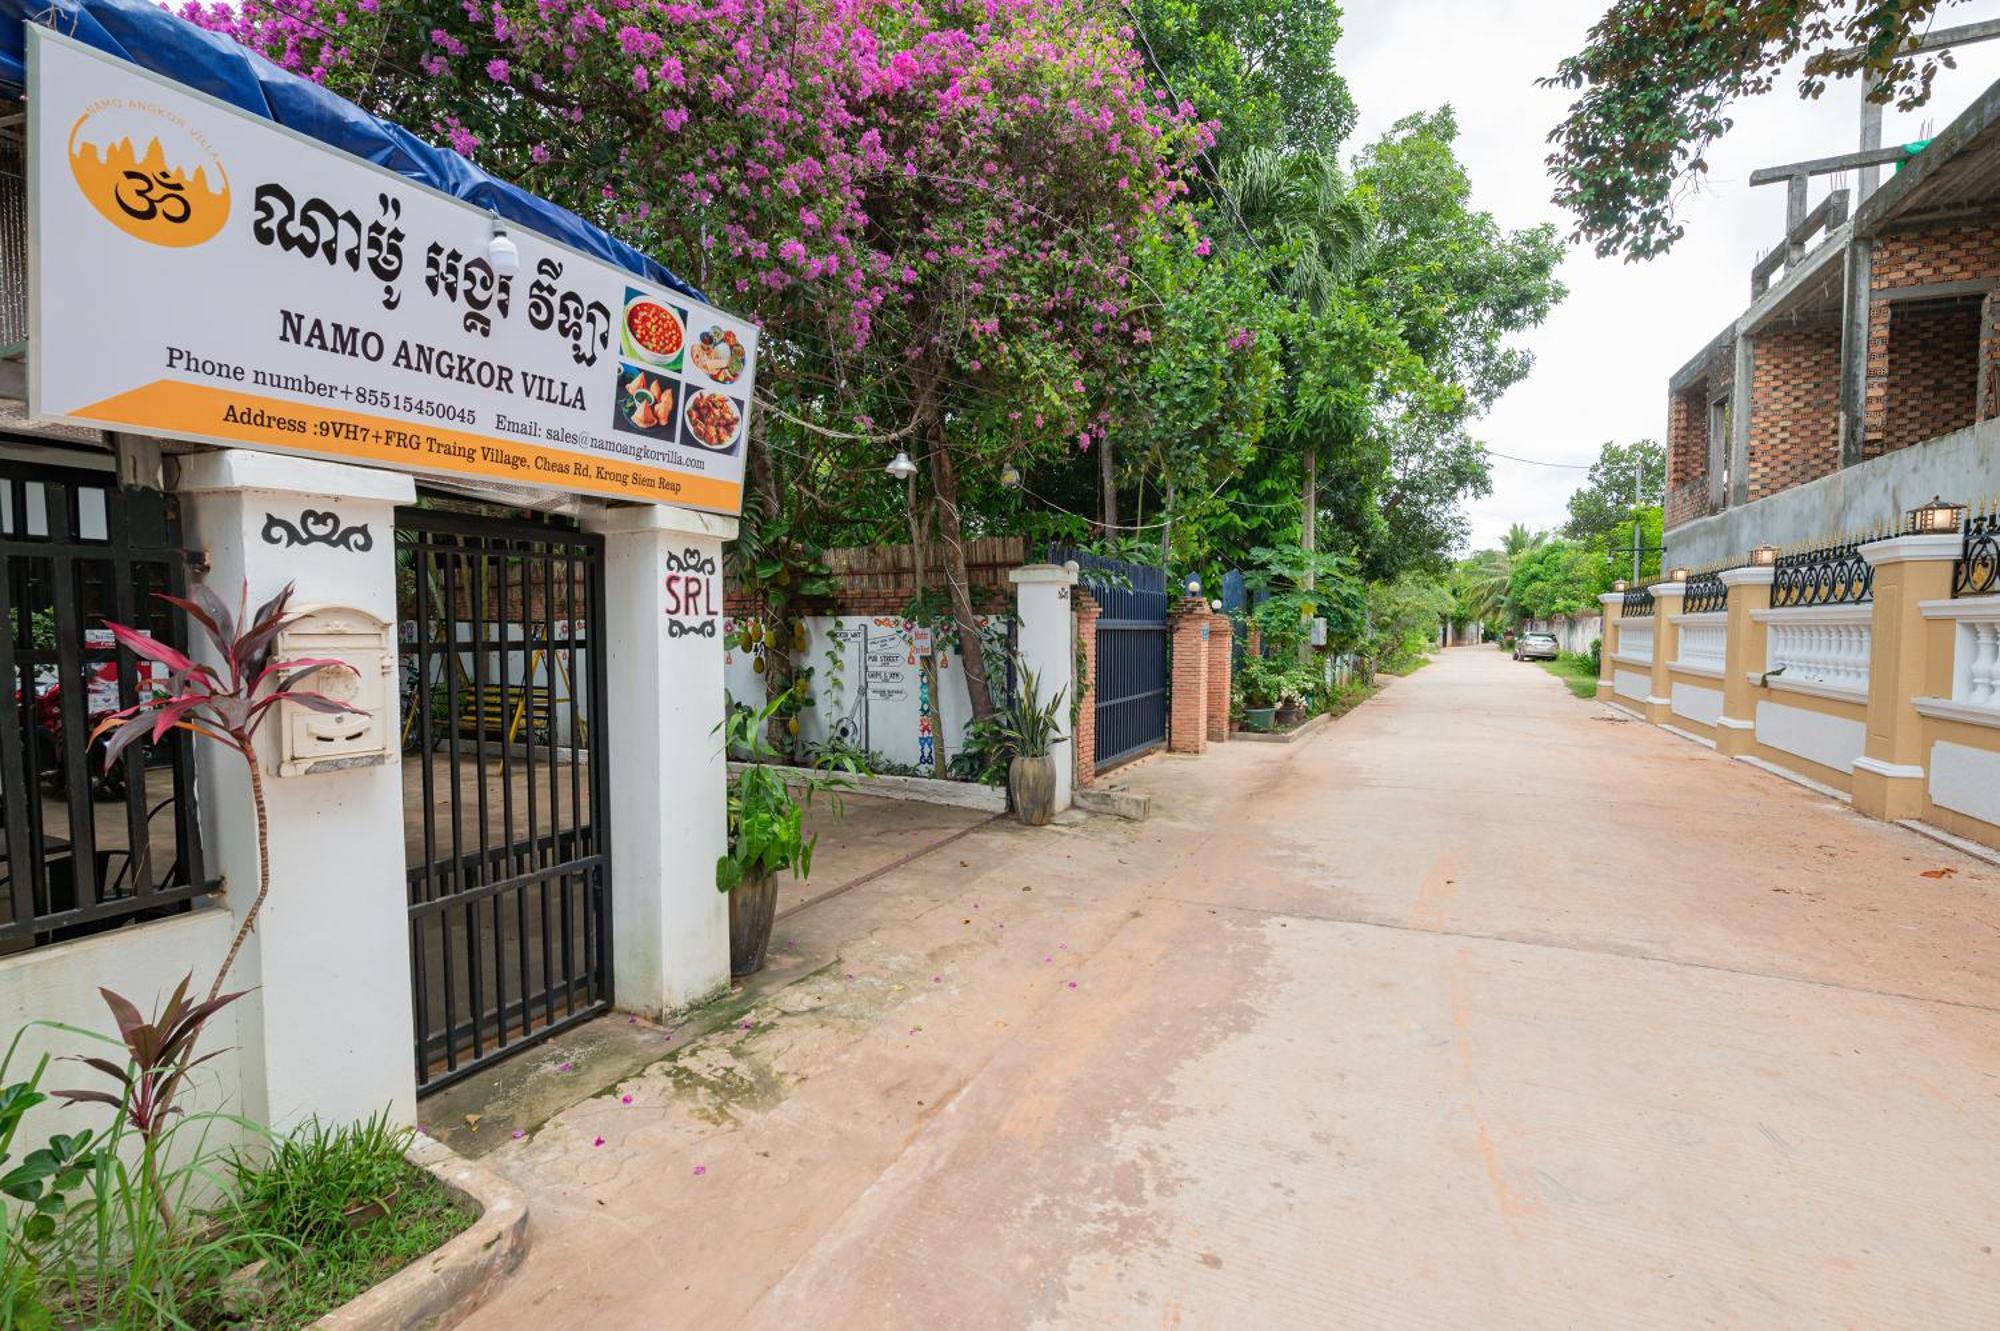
[462,646,2000,1329]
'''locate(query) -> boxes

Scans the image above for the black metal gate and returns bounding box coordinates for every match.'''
[0,458,212,951]
[1053,545,1169,769]
[397,505,610,1093]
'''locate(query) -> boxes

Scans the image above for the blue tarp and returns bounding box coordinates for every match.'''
[0,0,705,302]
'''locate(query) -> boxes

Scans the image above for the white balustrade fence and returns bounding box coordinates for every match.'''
[1759,607,1872,697]
[1616,617,1654,665]
[1955,611,2000,708]
[1672,612,1728,674]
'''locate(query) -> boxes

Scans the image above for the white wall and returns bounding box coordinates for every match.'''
[0,910,247,1168]
[724,613,1010,775]
[1523,615,1603,655]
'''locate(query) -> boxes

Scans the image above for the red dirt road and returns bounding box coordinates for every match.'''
[466,647,2000,1328]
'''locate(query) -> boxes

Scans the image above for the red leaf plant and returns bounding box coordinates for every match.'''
[89,581,366,1003]
[55,974,247,1231]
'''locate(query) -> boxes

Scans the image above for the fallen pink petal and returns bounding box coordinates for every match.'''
[693,1165,707,1176]
[621,1093,634,1105]
[592,1136,605,1148]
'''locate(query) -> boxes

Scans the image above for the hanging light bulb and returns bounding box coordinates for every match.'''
[999,461,1021,490]
[885,449,918,480]
[487,212,521,278]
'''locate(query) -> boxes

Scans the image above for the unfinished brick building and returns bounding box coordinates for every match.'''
[1664,78,2000,566]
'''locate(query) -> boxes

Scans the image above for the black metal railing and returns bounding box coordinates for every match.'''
[0,459,214,951]
[1682,571,1729,615]
[1955,508,1998,598]
[1622,588,1656,618]
[1771,539,1874,608]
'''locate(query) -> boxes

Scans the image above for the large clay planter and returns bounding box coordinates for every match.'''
[1008,753,1057,826]
[728,871,779,977]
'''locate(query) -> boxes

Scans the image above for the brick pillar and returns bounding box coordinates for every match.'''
[1168,596,1209,755]
[1073,588,1099,789]
[1206,607,1233,742]
[1852,532,1963,821]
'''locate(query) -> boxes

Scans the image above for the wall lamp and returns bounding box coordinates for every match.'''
[1667,565,1689,582]
[1908,495,1967,536]
[1750,543,1778,567]
[1612,579,1629,592]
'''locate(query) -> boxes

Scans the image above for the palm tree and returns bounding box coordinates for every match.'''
[1223,144,1373,317]
[1456,525,1548,626]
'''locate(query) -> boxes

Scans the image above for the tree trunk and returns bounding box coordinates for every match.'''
[1161,475,1175,564]
[1098,431,1118,534]
[1301,448,1317,590]
[746,431,799,757]
[925,415,998,721]
[210,747,269,1003]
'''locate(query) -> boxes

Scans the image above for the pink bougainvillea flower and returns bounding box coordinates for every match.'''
[511,1128,525,1140]
[932,975,941,983]
[592,1136,605,1148]
[557,1061,574,1073]
[693,1165,708,1176]
[621,1093,634,1105]
[739,1019,753,1031]
[1067,981,1079,990]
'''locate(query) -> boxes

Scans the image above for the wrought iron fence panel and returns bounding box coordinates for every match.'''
[1956,510,1999,598]
[1622,588,1655,618]
[1771,540,1874,608]
[398,505,612,1094]
[1682,572,1729,615]
[0,460,213,950]
[1049,544,1169,768]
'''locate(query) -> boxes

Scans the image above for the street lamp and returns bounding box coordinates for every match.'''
[1908,495,1967,535]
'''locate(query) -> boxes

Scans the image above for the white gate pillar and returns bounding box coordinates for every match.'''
[1009,563,1078,814]
[584,503,737,1014]
[176,450,416,1132]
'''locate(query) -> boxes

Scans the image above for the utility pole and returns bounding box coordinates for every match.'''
[1631,469,1641,584]
[1301,449,1317,591]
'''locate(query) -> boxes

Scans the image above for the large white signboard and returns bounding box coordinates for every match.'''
[29,28,757,513]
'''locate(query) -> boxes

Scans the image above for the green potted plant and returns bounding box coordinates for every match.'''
[994,659,1066,826]
[1234,654,1287,733]
[715,696,846,976]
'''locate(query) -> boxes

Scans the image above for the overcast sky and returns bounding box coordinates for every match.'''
[1335,1,2000,552]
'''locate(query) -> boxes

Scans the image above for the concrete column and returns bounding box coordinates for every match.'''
[1715,564,1776,756]
[1072,589,1100,789]
[1008,564,1077,815]
[1852,533,1963,821]
[1646,583,1687,724]
[176,450,416,1132]
[583,502,738,1015]
[1205,604,1233,742]
[1168,596,1209,755]
[1594,592,1624,698]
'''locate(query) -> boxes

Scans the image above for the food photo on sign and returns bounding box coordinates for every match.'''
[609,288,746,455]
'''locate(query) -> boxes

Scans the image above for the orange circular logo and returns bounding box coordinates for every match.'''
[68,101,230,247]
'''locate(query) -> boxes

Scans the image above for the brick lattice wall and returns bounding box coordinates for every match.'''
[1073,589,1099,789]
[724,537,1021,618]
[1865,218,2000,455]
[1746,323,1841,500]
[1168,597,1209,756]
[1879,300,1980,454]
[1205,610,1232,742]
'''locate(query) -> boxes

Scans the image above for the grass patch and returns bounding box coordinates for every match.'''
[1321,680,1378,719]
[1538,652,1600,699]
[1379,655,1431,677]
[235,1163,473,1329]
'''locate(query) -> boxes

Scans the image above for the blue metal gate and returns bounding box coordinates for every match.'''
[1052,546,1168,768]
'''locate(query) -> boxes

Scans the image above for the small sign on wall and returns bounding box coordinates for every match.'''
[912,625,934,657]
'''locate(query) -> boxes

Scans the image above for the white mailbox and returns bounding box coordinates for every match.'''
[272,605,395,777]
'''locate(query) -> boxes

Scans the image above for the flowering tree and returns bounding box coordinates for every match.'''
[192,0,1230,714]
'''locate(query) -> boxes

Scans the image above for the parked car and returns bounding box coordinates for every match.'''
[1513,632,1559,662]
